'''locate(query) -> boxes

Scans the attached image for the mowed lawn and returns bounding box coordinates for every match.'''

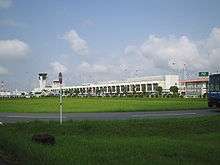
[0,116,220,164]
[0,97,208,113]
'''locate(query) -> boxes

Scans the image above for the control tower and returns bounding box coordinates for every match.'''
[38,73,47,90]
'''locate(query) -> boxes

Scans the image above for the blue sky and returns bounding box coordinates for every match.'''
[0,0,220,90]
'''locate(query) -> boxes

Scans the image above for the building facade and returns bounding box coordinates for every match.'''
[38,73,47,90]
[33,74,179,96]
[179,77,208,97]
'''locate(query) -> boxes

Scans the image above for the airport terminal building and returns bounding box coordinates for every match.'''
[33,73,179,96]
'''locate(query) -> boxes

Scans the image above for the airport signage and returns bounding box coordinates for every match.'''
[199,72,209,77]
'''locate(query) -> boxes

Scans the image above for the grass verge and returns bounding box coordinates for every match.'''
[0,115,220,164]
[0,97,208,113]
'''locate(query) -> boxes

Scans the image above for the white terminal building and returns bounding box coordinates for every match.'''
[33,73,179,96]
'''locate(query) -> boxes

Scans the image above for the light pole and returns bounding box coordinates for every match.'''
[58,72,63,125]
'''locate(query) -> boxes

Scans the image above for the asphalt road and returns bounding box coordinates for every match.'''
[0,109,219,123]
[0,159,7,165]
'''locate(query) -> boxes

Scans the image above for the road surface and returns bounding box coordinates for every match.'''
[0,109,219,123]
[0,159,7,165]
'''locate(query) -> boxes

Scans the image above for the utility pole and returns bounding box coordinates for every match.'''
[58,72,63,125]
[183,63,187,80]
[1,81,4,99]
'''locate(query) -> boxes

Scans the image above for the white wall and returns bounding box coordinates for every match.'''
[39,76,47,90]
[165,75,179,90]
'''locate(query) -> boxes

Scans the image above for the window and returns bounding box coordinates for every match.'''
[141,84,146,92]
[108,86,112,93]
[121,85,126,92]
[135,84,140,91]
[153,83,158,91]
[116,86,120,93]
[112,86,115,92]
[131,85,135,92]
[126,85,130,92]
[147,84,152,91]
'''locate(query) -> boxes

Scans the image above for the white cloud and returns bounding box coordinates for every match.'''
[124,28,220,74]
[63,30,89,55]
[0,0,12,9]
[140,35,208,71]
[124,45,141,56]
[206,28,220,72]
[75,61,128,83]
[123,44,155,76]
[59,27,220,84]
[50,61,67,74]
[0,39,30,60]
[207,27,220,49]
[53,27,220,85]
[0,65,9,75]
[78,61,108,73]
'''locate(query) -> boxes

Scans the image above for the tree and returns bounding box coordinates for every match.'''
[64,89,69,96]
[116,86,120,96]
[96,89,101,96]
[156,86,163,95]
[69,88,74,96]
[73,89,80,96]
[170,86,179,96]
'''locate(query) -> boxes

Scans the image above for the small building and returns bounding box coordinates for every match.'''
[0,91,11,98]
[179,77,208,98]
[52,80,60,88]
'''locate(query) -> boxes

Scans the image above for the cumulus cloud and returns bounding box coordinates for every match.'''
[75,61,129,83]
[58,27,220,84]
[78,61,108,73]
[140,35,207,71]
[124,27,220,74]
[52,27,220,85]
[123,45,155,76]
[0,65,9,75]
[0,39,30,60]
[206,27,220,71]
[124,45,141,56]
[63,30,89,55]
[0,0,12,9]
[50,61,68,74]
[207,27,220,49]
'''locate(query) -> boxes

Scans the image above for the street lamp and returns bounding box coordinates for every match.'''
[58,72,63,125]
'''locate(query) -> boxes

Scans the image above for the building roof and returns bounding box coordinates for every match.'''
[39,73,47,76]
[93,75,178,86]
[179,77,208,83]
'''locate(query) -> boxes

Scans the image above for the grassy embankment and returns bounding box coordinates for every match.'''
[0,116,220,164]
[0,97,208,113]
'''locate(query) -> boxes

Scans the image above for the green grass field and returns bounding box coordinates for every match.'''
[0,97,208,113]
[0,116,220,164]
